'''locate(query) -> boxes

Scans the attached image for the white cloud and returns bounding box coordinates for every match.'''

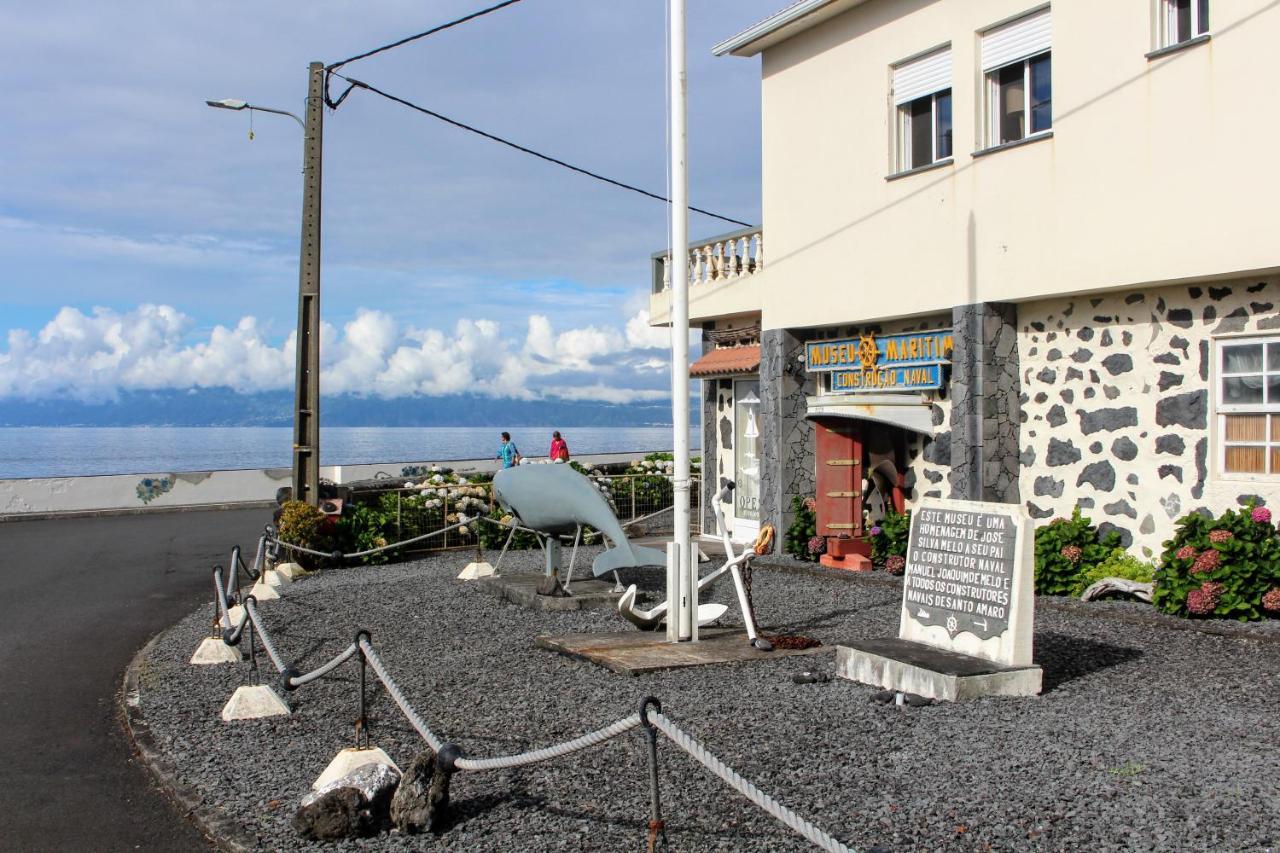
[0,304,677,405]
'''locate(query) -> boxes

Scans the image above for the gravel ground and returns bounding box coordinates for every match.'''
[138,549,1280,852]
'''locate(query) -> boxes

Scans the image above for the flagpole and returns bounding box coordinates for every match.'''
[668,0,695,642]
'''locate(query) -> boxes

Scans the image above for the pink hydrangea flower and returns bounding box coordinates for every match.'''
[1262,587,1280,613]
[1187,581,1224,616]
[806,535,826,556]
[1252,506,1272,524]
[1175,545,1197,561]
[1207,529,1233,544]
[1060,544,1083,564]
[1190,550,1221,575]
[885,555,906,575]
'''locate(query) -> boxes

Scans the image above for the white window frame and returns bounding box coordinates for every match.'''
[896,89,953,172]
[984,52,1051,148]
[1214,334,1280,479]
[1159,0,1210,49]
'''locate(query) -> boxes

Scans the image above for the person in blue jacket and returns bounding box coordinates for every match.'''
[496,432,522,468]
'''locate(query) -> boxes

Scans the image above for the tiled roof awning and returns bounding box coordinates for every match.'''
[689,344,761,378]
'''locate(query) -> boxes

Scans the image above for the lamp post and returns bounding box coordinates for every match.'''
[206,62,326,506]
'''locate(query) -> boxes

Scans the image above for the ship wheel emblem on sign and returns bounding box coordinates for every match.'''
[857,333,878,369]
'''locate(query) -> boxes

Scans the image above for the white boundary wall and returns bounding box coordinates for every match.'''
[0,451,663,518]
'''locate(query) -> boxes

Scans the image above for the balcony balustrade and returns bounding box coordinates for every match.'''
[651,226,764,295]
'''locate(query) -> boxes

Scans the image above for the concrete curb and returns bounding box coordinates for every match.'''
[3,500,276,524]
[119,632,258,853]
[753,556,1280,644]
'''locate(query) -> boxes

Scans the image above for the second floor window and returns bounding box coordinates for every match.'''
[892,47,953,171]
[981,8,1052,148]
[1162,0,1210,47]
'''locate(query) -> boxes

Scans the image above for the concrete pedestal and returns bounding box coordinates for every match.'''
[837,637,1042,702]
[275,562,305,580]
[261,568,287,587]
[248,580,280,601]
[190,637,242,665]
[457,561,495,580]
[312,747,401,790]
[219,605,245,631]
[220,685,290,720]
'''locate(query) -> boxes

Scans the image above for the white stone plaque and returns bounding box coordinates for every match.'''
[899,497,1034,668]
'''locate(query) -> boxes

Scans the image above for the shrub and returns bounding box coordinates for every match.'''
[1033,507,1121,596]
[335,502,393,565]
[1152,502,1280,621]
[277,500,329,568]
[1070,548,1156,597]
[870,510,911,566]
[786,495,819,562]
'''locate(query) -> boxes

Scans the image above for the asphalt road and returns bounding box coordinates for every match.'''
[0,507,272,852]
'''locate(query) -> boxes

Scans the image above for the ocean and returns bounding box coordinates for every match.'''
[0,426,700,479]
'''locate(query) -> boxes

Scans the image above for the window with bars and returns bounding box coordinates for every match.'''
[1161,0,1210,48]
[1217,337,1280,476]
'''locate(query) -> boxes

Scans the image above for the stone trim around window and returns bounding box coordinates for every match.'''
[1146,33,1211,61]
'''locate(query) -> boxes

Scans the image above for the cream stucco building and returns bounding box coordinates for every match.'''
[655,0,1280,560]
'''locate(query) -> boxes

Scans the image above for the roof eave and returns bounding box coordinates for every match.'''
[711,0,871,58]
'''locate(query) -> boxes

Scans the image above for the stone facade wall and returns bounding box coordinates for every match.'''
[1017,276,1280,556]
[947,303,1021,503]
[759,329,814,537]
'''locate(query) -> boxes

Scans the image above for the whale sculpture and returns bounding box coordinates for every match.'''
[491,464,667,577]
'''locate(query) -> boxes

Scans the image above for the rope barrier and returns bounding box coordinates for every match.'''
[204,543,853,851]
[288,643,359,688]
[358,638,445,753]
[453,714,641,772]
[244,599,287,674]
[648,711,853,853]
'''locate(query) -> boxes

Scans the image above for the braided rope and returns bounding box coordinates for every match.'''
[213,567,232,622]
[289,643,359,687]
[454,714,641,772]
[244,599,286,674]
[649,711,852,853]
[358,638,444,753]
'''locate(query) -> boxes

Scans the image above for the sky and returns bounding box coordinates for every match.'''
[0,0,781,406]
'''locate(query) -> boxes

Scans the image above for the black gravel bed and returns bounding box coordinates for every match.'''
[138,549,1280,851]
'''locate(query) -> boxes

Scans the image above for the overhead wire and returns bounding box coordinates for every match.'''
[325,0,526,73]
[327,71,754,229]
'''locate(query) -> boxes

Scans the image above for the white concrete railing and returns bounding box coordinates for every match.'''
[651,227,764,294]
[0,451,675,518]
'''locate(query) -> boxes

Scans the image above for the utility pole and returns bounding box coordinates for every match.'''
[292,62,325,506]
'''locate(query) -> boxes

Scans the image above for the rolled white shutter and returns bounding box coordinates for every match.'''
[893,48,952,105]
[982,7,1051,71]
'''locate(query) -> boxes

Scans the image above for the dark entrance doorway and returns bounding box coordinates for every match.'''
[811,417,908,570]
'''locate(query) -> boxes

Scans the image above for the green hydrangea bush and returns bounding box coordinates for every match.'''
[1070,548,1156,597]
[1153,503,1280,621]
[870,510,911,570]
[1033,507,1121,596]
[785,495,821,562]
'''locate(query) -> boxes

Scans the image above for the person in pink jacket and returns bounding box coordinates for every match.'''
[549,430,570,462]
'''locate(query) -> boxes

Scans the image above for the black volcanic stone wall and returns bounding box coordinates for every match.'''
[948,303,1021,503]
[758,328,814,536]
[1018,278,1280,555]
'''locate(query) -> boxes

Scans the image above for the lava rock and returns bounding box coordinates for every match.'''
[293,762,399,841]
[391,750,453,835]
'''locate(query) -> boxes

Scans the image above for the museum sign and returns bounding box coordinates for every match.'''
[804,330,953,393]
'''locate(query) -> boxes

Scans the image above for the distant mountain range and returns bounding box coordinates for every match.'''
[0,389,679,428]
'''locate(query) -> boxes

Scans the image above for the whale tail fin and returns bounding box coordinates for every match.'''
[592,544,667,577]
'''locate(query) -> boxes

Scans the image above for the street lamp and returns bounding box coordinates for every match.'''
[206,62,326,506]
[205,98,305,130]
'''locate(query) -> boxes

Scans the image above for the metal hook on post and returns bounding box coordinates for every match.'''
[638,696,668,853]
[354,630,371,749]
